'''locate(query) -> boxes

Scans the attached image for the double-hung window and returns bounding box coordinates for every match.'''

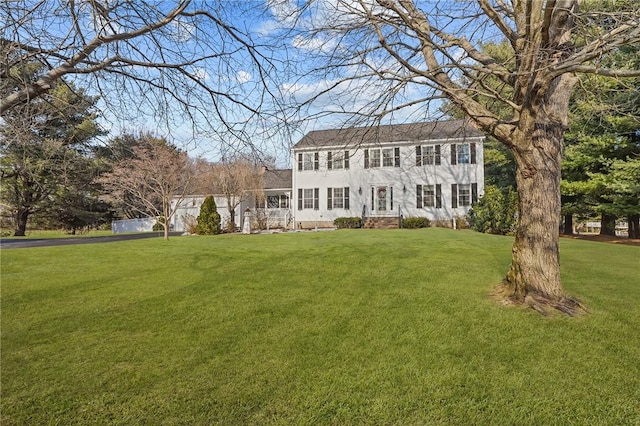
[328,151,349,170]
[365,147,400,168]
[327,187,350,210]
[298,152,319,171]
[451,183,478,208]
[298,188,319,210]
[416,145,441,166]
[450,143,476,165]
[416,184,442,208]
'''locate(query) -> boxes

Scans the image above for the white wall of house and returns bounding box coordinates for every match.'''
[292,137,485,228]
[171,190,293,232]
[171,195,243,232]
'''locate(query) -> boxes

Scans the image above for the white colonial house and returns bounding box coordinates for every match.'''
[291,119,485,229]
[169,119,484,232]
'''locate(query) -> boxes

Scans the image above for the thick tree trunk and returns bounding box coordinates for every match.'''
[628,215,639,239]
[505,128,564,303]
[600,214,616,236]
[13,208,30,237]
[497,73,584,315]
[563,214,573,235]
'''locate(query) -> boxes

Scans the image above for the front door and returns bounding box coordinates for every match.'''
[371,185,393,213]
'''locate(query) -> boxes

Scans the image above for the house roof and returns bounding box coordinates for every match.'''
[262,168,292,190]
[293,119,484,150]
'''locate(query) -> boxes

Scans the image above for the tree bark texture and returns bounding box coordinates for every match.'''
[13,208,30,237]
[500,72,584,314]
[628,215,639,239]
[600,214,617,236]
[506,126,564,302]
[563,214,574,235]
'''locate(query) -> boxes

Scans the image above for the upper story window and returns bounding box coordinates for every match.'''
[365,147,400,168]
[328,151,349,170]
[416,145,441,166]
[298,152,319,171]
[451,143,476,165]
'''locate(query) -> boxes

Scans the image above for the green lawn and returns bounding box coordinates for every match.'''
[2,229,639,425]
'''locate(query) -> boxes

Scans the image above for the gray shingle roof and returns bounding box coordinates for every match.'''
[293,119,483,149]
[262,168,292,190]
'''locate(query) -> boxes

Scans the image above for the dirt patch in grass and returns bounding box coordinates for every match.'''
[561,233,640,247]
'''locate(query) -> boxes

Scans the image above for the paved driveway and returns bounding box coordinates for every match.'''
[0,232,182,249]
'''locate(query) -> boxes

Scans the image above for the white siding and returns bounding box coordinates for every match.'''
[292,138,484,228]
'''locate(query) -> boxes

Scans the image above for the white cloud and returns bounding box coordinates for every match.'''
[292,35,336,53]
[236,70,252,84]
[192,67,209,81]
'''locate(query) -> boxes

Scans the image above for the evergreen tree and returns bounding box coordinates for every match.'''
[195,196,221,235]
[0,62,104,236]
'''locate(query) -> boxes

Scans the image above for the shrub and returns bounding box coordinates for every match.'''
[152,217,166,231]
[402,217,431,228]
[182,214,198,234]
[195,196,221,235]
[467,185,518,235]
[334,217,362,229]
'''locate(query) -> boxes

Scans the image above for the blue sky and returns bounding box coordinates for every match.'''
[62,0,504,167]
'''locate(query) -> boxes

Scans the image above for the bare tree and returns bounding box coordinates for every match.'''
[1,1,285,151]
[271,0,640,314]
[100,139,192,240]
[192,157,264,231]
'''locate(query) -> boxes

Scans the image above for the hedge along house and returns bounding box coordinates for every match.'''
[291,119,485,229]
[170,168,293,232]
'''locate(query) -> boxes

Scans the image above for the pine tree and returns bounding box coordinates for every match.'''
[195,196,221,235]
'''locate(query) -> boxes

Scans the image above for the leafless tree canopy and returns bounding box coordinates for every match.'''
[1,0,287,151]
[100,140,192,240]
[267,0,640,314]
[272,0,640,130]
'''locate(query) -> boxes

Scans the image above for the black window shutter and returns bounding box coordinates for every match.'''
[314,188,319,210]
[390,186,394,210]
[364,149,369,168]
[344,187,350,209]
[435,145,441,165]
[451,184,458,208]
[314,152,319,170]
[344,151,350,169]
[470,143,477,164]
[327,188,333,210]
[451,144,457,165]
[416,184,423,208]
[472,183,478,204]
[394,147,400,167]
[371,187,374,211]
[416,146,422,166]
[327,151,332,170]
[436,184,442,208]
[297,188,303,210]
[298,153,302,171]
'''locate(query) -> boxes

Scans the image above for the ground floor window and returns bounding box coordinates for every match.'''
[327,187,350,210]
[417,184,442,208]
[298,188,319,210]
[267,195,290,209]
[451,183,478,208]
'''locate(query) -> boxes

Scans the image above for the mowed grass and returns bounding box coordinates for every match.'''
[1,228,639,425]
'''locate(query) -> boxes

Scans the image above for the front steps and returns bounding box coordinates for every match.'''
[363,216,401,229]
